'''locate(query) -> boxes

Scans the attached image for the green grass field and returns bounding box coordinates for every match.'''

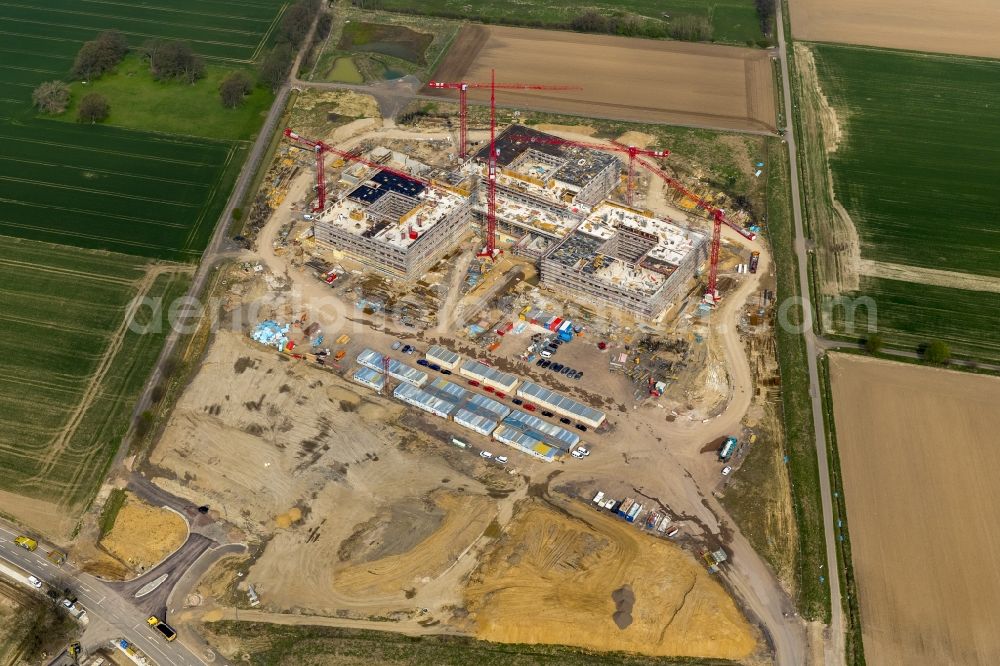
[372,0,764,45]
[0,237,191,508]
[814,45,1000,278]
[61,55,275,141]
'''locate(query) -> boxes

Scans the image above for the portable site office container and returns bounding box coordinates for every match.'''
[459,359,520,393]
[453,409,499,437]
[393,382,456,419]
[425,344,462,370]
[515,381,607,428]
[352,366,385,392]
[492,424,559,462]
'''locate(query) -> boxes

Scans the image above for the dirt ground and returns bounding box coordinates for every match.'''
[465,498,760,661]
[0,584,25,664]
[790,0,1000,59]
[100,491,187,573]
[829,354,1000,665]
[429,25,776,132]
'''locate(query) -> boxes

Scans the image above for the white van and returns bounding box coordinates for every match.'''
[540,349,552,359]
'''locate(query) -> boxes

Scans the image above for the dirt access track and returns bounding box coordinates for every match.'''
[829,354,1000,665]
[429,25,776,132]
[790,0,1000,59]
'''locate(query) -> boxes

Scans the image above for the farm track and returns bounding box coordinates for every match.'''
[26,265,194,488]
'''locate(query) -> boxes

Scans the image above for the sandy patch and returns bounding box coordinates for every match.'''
[534,123,596,136]
[100,491,187,572]
[829,354,1000,665]
[465,499,760,660]
[859,259,1000,293]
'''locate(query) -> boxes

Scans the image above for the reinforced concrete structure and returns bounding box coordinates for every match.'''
[315,165,472,280]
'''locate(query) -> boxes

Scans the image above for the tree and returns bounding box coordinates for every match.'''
[754,0,776,34]
[31,81,70,114]
[922,340,951,364]
[220,70,254,108]
[281,3,314,48]
[864,333,884,354]
[259,43,295,91]
[71,30,129,80]
[77,93,109,123]
[149,41,205,83]
[231,207,244,222]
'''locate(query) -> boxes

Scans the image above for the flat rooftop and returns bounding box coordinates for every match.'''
[548,203,705,294]
[322,175,466,250]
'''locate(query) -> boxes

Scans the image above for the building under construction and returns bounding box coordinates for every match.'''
[314,166,472,281]
[313,125,705,317]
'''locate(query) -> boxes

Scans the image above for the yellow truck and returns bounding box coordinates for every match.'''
[13,536,37,551]
[147,616,177,642]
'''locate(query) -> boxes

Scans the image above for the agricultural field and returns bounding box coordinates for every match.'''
[0,118,242,260]
[790,0,1000,59]
[812,45,1000,278]
[831,277,1000,362]
[828,354,1000,665]
[429,25,776,132]
[371,0,766,45]
[0,237,191,533]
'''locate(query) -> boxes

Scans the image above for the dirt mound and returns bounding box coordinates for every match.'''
[100,492,187,572]
[465,499,758,660]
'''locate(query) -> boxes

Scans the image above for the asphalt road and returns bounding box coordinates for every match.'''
[0,522,209,666]
[774,3,845,663]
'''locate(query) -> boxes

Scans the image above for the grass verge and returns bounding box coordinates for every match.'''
[98,488,127,537]
[765,137,830,621]
[202,621,738,665]
[818,355,866,666]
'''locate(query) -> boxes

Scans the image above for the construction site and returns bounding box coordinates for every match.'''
[119,65,798,663]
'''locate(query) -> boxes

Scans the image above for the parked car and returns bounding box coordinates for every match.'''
[468,380,480,387]
[401,345,414,354]
[560,417,572,425]
[391,341,402,350]
[560,366,573,375]
[429,363,441,372]
[541,410,554,417]
[496,455,508,464]
[480,451,493,459]
[573,371,583,380]
[571,449,585,459]
[576,446,590,456]
[441,369,452,375]
[551,363,564,372]
[540,360,552,368]
[484,386,496,393]
[575,424,588,432]
[495,391,506,399]
[417,359,429,366]
[27,576,42,589]
[524,403,537,412]
[536,359,546,366]
[722,466,733,476]
[512,398,523,405]
[540,350,552,359]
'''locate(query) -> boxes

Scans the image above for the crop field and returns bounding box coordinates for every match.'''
[0,237,191,531]
[813,45,1000,278]
[430,25,776,131]
[828,354,1000,665]
[791,0,1000,59]
[0,118,242,260]
[373,0,765,45]
[832,277,1000,362]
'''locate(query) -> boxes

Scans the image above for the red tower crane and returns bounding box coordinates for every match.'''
[426,79,580,159]
[509,134,668,206]
[635,156,756,303]
[479,70,500,259]
[283,129,435,211]
[505,130,757,302]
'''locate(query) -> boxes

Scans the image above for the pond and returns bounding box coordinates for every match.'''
[326,57,363,84]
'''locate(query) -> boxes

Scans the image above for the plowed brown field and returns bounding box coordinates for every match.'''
[790,0,1000,59]
[429,25,776,132]
[829,354,1000,665]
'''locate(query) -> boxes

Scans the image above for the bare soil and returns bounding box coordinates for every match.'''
[100,491,187,573]
[829,354,1000,665]
[465,498,760,661]
[429,25,776,132]
[790,0,1000,59]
